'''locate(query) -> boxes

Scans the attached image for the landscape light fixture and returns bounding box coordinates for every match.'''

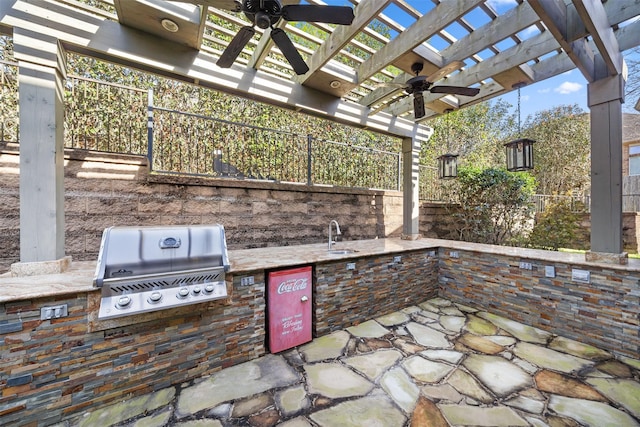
[437,109,458,179]
[504,83,535,171]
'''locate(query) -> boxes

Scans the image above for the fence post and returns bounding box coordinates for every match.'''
[397,153,402,191]
[147,88,153,171]
[307,134,313,186]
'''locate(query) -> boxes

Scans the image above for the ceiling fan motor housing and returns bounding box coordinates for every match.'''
[244,0,282,28]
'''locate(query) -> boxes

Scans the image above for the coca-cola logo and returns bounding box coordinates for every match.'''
[277,278,308,294]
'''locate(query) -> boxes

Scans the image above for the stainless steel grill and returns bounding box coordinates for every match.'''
[94,224,230,320]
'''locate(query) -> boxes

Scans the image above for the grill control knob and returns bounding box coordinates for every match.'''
[192,286,201,295]
[177,287,190,299]
[116,295,132,309]
[203,284,215,294]
[148,291,163,303]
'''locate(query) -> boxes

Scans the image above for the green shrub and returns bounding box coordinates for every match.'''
[528,197,589,251]
[446,166,536,245]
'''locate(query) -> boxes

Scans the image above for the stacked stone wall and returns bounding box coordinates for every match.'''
[438,248,640,358]
[0,277,266,426]
[314,250,439,335]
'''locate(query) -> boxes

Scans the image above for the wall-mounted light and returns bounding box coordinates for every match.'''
[161,18,179,33]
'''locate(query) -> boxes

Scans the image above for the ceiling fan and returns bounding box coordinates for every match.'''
[378,61,480,119]
[202,0,355,75]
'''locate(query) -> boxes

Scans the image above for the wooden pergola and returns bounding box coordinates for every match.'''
[2,0,640,267]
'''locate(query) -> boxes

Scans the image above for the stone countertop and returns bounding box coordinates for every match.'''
[1,237,639,303]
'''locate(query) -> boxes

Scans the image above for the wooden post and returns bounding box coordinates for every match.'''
[586,74,627,263]
[402,136,420,240]
[14,29,67,267]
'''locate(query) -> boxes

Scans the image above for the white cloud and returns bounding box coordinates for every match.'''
[521,94,530,102]
[554,81,583,95]
[538,88,551,94]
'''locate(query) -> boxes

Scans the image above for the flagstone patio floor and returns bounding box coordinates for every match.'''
[69,298,640,427]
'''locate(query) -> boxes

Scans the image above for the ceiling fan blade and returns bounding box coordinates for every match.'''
[216,26,255,68]
[425,60,465,83]
[413,92,426,119]
[430,85,480,97]
[271,28,310,75]
[281,5,355,25]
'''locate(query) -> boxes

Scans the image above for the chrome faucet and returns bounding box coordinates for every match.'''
[328,220,341,250]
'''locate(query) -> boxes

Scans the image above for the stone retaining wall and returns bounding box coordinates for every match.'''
[1,145,428,272]
[314,250,439,335]
[438,248,640,358]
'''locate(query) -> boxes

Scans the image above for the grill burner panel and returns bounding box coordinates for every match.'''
[94,225,230,320]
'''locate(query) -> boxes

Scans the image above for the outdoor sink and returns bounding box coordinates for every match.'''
[327,249,357,255]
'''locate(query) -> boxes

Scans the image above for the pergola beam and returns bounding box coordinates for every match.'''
[573,0,624,78]
[356,0,484,84]
[528,0,597,82]
[360,1,540,109]
[295,0,392,84]
[384,31,559,117]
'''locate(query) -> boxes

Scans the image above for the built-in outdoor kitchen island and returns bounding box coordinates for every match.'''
[1,237,639,425]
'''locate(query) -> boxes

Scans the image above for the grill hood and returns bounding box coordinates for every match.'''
[94,224,230,320]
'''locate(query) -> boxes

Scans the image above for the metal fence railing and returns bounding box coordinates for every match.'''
[150,106,403,189]
[1,61,444,195]
[531,194,591,213]
[419,165,448,201]
[65,75,148,154]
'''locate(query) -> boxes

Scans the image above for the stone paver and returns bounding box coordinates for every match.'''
[478,311,552,344]
[72,298,640,427]
[549,395,640,426]
[380,366,420,413]
[299,330,350,362]
[305,362,374,398]
[276,384,310,416]
[346,319,389,337]
[376,311,410,326]
[406,321,451,348]
[514,341,594,373]
[403,355,454,383]
[309,395,406,427]
[587,377,640,419]
[79,387,175,427]
[463,354,532,397]
[176,354,298,417]
[343,348,402,380]
[439,404,529,426]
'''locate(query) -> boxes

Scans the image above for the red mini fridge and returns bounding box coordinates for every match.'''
[267,266,313,353]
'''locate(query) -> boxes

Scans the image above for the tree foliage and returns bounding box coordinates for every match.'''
[521,104,590,195]
[624,47,640,113]
[446,166,537,245]
[422,101,513,172]
[527,196,589,251]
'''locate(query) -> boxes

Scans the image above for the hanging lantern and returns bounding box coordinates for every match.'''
[437,153,459,179]
[438,109,458,179]
[504,138,535,171]
[505,83,535,171]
